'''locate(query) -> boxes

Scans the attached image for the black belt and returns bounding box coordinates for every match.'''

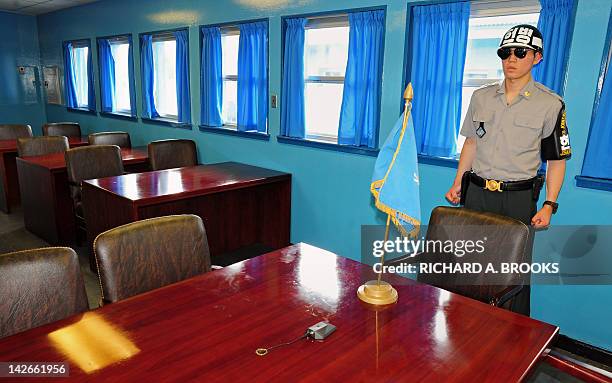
[469,172,536,192]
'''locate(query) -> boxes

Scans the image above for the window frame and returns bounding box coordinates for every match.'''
[138,27,191,129]
[198,18,270,140]
[278,6,386,156]
[220,26,239,127]
[576,11,612,192]
[303,15,350,143]
[96,33,137,120]
[63,38,96,114]
[151,31,179,120]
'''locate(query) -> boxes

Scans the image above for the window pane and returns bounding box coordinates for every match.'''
[459,13,539,153]
[222,79,237,125]
[221,34,239,77]
[152,39,178,117]
[110,42,131,113]
[304,26,349,77]
[304,82,343,139]
[72,46,89,108]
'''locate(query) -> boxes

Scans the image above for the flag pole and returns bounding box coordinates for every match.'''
[358,83,414,306]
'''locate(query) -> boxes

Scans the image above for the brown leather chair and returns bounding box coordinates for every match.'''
[88,132,131,148]
[93,215,212,303]
[17,136,69,157]
[148,139,197,171]
[65,145,124,242]
[0,247,88,339]
[43,122,81,138]
[389,206,530,310]
[0,124,33,140]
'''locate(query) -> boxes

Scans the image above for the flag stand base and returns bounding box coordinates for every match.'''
[357,280,398,305]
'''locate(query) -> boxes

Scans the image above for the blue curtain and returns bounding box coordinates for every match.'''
[582,64,612,179]
[175,30,191,124]
[533,0,574,94]
[237,22,268,132]
[87,43,95,110]
[410,2,470,157]
[98,39,115,113]
[127,36,136,116]
[63,42,78,108]
[201,27,223,127]
[140,34,158,118]
[338,10,385,148]
[280,18,306,138]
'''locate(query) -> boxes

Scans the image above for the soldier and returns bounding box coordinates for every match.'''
[445,24,571,315]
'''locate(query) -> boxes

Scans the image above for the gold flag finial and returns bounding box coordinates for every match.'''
[403,83,414,103]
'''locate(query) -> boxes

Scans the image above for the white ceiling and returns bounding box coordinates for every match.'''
[0,0,98,16]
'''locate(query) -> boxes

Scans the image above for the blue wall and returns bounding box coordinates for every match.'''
[31,0,612,350]
[0,11,46,134]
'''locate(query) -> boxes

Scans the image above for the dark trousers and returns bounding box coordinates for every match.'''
[464,180,537,316]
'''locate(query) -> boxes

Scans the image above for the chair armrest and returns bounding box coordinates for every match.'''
[489,285,523,307]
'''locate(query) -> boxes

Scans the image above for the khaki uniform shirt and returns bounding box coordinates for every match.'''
[460,79,563,181]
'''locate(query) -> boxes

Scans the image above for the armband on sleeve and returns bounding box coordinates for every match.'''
[541,103,571,160]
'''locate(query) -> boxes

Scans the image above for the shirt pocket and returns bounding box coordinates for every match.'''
[473,109,495,141]
[514,114,544,149]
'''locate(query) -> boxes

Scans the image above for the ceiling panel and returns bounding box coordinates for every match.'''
[0,0,99,15]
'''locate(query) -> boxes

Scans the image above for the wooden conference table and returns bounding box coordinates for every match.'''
[82,162,291,263]
[16,147,149,245]
[0,243,558,382]
[0,136,88,214]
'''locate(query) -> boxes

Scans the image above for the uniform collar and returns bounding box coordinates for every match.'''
[497,78,536,100]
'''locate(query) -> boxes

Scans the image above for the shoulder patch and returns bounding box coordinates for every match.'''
[534,82,563,102]
[476,81,499,91]
[473,81,500,96]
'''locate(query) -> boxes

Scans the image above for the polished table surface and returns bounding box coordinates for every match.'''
[82,162,292,263]
[0,136,88,213]
[18,147,147,171]
[85,161,291,202]
[0,243,558,382]
[0,136,88,153]
[16,147,148,245]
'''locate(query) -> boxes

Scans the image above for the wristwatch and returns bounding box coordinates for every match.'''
[543,200,558,214]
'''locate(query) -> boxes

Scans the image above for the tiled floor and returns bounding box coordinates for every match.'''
[1,209,608,382]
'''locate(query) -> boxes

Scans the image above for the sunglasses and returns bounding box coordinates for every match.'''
[497,47,533,60]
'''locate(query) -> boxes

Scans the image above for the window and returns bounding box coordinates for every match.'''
[576,11,612,189]
[72,45,89,107]
[98,35,134,115]
[110,40,131,113]
[152,34,178,118]
[64,39,93,110]
[304,17,349,142]
[457,1,541,153]
[221,29,239,125]
[141,29,190,125]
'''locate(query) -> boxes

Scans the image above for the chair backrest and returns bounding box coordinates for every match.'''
[0,124,33,140]
[94,215,212,303]
[88,132,131,148]
[148,139,197,171]
[43,122,81,138]
[416,206,530,304]
[65,145,124,216]
[17,136,69,157]
[0,247,88,339]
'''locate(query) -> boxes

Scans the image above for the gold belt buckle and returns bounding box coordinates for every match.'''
[484,179,503,192]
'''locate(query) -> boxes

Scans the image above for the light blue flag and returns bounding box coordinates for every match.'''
[371,106,421,237]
